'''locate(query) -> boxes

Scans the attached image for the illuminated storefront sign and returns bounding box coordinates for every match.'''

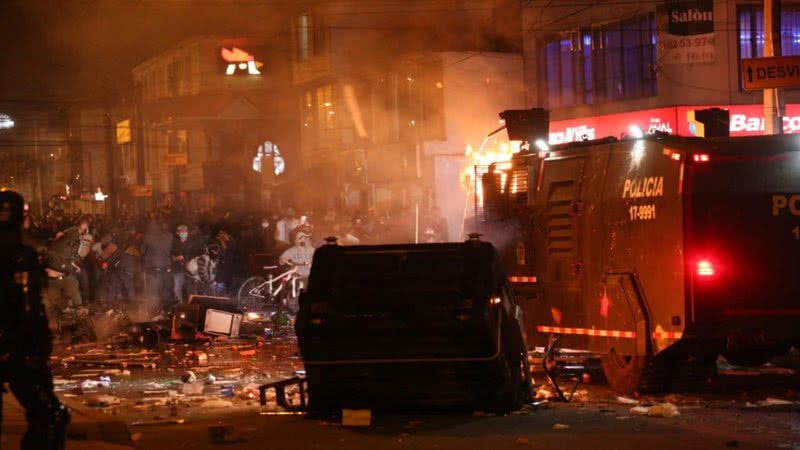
[0,114,14,130]
[252,141,285,176]
[548,104,800,144]
[116,119,131,144]
[221,47,263,76]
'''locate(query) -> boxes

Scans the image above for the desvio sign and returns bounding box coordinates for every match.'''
[741,56,800,91]
[548,104,800,144]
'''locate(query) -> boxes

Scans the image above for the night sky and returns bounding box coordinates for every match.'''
[0,0,292,108]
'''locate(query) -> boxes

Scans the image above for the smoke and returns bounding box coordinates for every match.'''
[1,0,527,239]
[322,0,526,240]
[7,0,299,101]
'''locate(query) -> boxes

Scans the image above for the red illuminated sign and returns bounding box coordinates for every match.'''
[548,104,800,143]
[220,47,263,76]
[549,107,676,144]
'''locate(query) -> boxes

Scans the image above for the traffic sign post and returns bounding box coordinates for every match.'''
[741,56,800,91]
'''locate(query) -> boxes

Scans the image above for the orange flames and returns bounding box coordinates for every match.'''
[460,139,521,209]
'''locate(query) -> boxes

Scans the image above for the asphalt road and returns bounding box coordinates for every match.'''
[124,396,798,450]
[110,373,800,450]
[47,334,800,450]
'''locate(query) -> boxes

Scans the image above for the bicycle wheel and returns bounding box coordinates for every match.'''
[285,290,300,315]
[270,288,297,330]
[237,276,267,312]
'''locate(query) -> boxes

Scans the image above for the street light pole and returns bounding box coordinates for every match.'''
[34,119,44,216]
[764,0,783,135]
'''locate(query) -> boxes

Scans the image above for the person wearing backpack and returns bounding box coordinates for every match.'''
[185,243,219,299]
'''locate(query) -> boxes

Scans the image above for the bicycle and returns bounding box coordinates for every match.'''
[237,262,305,318]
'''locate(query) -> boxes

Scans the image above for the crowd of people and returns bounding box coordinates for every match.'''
[23,204,451,334]
[0,190,454,450]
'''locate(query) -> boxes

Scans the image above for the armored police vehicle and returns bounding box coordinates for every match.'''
[477,131,800,393]
[295,238,531,414]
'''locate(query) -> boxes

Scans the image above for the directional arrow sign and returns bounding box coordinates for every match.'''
[741,56,800,91]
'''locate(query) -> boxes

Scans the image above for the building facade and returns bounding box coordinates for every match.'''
[523,0,800,141]
[130,35,298,212]
[289,0,524,233]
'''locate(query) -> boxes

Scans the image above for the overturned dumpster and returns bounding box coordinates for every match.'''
[296,236,531,414]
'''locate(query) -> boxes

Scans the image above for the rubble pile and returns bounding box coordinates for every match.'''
[51,329,305,422]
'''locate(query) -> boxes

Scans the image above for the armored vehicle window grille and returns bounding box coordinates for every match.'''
[545,180,576,255]
[509,169,528,204]
[478,169,506,222]
[474,165,489,221]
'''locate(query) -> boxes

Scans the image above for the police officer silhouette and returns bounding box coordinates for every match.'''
[0,191,69,449]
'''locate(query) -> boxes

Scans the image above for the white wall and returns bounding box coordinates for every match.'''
[431,52,525,240]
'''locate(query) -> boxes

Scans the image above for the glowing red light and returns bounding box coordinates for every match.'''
[221,47,254,63]
[697,260,715,276]
[693,153,710,163]
[509,275,537,283]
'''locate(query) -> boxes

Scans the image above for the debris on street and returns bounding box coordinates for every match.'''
[746,398,800,411]
[616,396,639,405]
[342,409,372,427]
[51,326,302,421]
[630,403,681,418]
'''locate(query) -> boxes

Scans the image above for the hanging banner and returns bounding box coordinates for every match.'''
[658,0,715,65]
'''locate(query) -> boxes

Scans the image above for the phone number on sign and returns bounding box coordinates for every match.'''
[660,36,715,49]
[629,204,656,221]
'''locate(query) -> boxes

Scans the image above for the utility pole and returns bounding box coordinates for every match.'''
[103,99,116,216]
[33,119,43,217]
[764,0,783,135]
[135,84,146,213]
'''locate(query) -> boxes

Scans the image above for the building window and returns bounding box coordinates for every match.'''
[302,90,314,130]
[316,84,336,130]
[542,13,656,107]
[167,60,180,97]
[296,14,328,61]
[738,4,800,60]
[297,15,310,60]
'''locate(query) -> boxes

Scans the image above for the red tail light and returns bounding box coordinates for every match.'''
[693,153,710,163]
[697,260,715,277]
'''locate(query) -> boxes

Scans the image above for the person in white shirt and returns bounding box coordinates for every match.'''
[279,230,314,280]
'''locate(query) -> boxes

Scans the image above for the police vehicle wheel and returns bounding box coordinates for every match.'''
[489,355,528,414]
[601,350,665,395]
[670,355,717,392]
[721,351,771,367]
[519,353,533,403]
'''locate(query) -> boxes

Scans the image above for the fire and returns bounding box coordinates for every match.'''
[460,139,521,209]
